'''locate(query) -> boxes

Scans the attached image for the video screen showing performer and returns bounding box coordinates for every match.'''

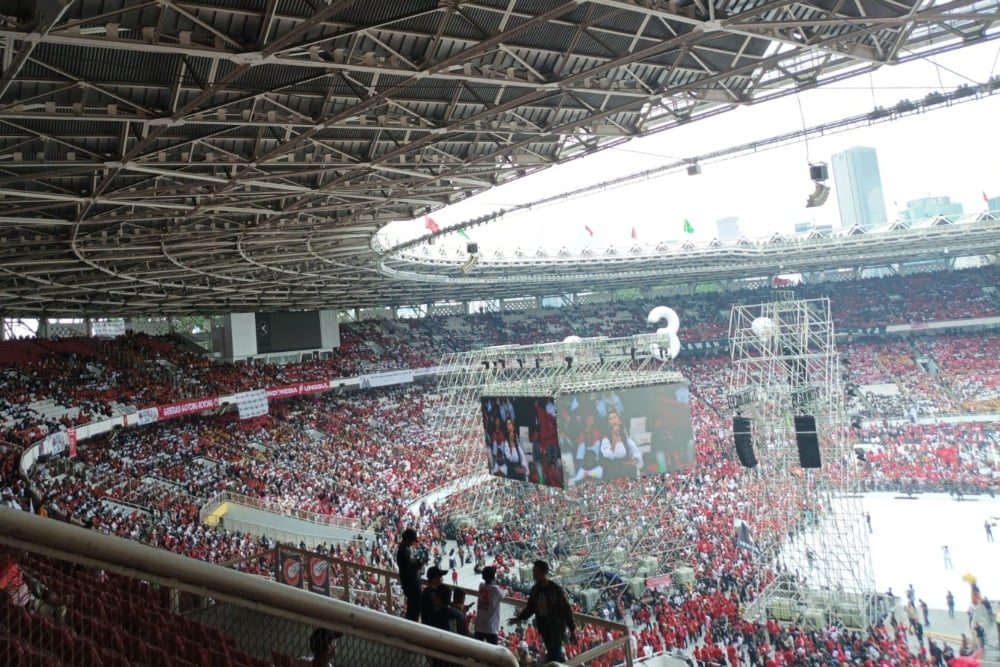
[480,396,566,489]
[555,383,694,487]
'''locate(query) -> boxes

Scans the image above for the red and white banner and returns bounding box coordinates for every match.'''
[307,556,331,596]
[646,573,672,591]
[67,430,77,459]
[159,397,220,420]
[265,381,330,400]
[276,550,303,588]
[298,381,330,395]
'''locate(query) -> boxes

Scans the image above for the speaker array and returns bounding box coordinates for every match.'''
[732,416,757,468]
[732,415,822,469]
[794,415,821,468]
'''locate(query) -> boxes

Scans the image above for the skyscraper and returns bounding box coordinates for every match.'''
[830,146,888,230]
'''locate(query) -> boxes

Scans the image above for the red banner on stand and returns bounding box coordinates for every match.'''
[307,556,331,596]
[276,550,303,588]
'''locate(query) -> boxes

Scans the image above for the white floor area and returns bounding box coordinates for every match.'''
[864,491,1000,612]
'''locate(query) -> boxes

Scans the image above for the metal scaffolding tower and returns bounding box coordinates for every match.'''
[728,294,877,627]
[434,333,696,599]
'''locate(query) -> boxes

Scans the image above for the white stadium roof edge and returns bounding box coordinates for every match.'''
[0,0,998,317]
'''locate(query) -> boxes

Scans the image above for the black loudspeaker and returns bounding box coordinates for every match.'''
[733,416,758,468]
[794,415,821,468]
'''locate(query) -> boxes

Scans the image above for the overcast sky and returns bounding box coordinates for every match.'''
[385,39,1000,249]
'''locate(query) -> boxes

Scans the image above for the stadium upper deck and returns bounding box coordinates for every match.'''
[0,1,998,316]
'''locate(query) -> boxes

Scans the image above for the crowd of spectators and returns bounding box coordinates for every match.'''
[1,265,999,666]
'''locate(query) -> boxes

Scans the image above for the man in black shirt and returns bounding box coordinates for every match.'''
[395,528,426,621]
[508,560,576,663]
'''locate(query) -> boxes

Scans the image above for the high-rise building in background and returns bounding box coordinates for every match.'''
[902,196,964,223]
[716,216,740,241]
[830,146,888,230]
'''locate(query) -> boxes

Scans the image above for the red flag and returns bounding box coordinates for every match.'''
[424,216,439,233]
[984,191,990,203]
[631,226,637,240]
[584,225,594,236]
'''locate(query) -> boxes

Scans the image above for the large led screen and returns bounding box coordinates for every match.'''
[480,396,565,489]
[555,383,694,487]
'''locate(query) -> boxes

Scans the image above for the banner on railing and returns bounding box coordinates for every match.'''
[307,556,331,596]
[159,397,220,420]
[298,381,331,395]
[136,407,159,425]
[91,319,126,338]
[265,381,331,400]
[67,430,77,459]
[359,369,413,389]
[41,431,69,457]
[276,550,303,589]
[234,389,269,420]
[646,573,672,591]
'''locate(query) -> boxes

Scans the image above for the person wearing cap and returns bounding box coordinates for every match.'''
[474,565,503,645]
[297,627,342,667]
[421,565,448,626]
[396,528,426,622]
[508,560,576,663]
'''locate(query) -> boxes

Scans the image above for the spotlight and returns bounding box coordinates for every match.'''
[686,162,701,176]
[516,358,524,368]
[564,356,573,370]
[466,242,479,255]
[482,361,490,370]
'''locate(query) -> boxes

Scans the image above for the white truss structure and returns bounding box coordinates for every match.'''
[435,334,694,597]
[728,295,877,627]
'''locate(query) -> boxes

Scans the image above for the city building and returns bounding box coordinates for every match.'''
[830,146,888,230]
[901,196,964,223]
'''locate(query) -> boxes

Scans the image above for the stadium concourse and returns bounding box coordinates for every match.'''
[1,266,1000,666]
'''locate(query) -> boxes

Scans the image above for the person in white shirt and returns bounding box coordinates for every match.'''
[600,410,642,480]
[474,566,504,644]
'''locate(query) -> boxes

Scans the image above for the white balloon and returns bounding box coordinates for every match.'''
[667,331,681,359]
[563,335,582,344]
[650,331,681,360]
[750,316,775,340]
[647,306,680,335]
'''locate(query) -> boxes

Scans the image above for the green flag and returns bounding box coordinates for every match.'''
[683,219,694,234]
[457,228,469,239]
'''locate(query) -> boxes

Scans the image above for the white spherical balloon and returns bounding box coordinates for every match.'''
[750,316,775,340]
[563,335,582,344]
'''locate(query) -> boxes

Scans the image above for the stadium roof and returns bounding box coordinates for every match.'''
[0,0,998,316]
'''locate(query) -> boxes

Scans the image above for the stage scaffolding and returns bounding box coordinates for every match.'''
[433,333,697,599]
[728,294,877,627]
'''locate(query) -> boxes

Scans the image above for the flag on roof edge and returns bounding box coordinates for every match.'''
[683,219,694,234]
[584,225,594,236]
[424,216,439,233]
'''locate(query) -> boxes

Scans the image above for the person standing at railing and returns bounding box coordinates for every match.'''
[395,527,427,622]
[508,560,576,664]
